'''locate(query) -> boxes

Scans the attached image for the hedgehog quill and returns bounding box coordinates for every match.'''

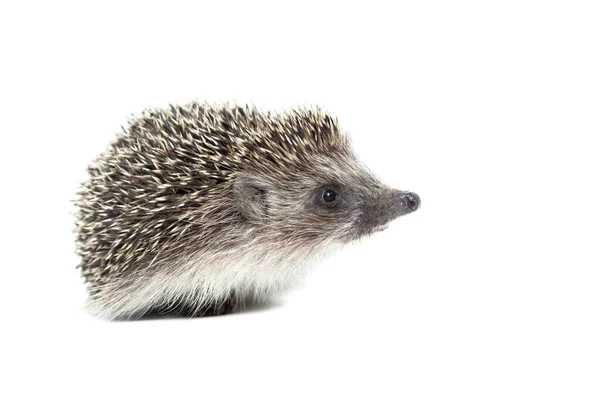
[75,103,420,319]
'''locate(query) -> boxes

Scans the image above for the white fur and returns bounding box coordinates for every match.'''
[87,241,341,320]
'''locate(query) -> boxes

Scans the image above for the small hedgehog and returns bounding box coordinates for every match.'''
[75,102,420,319]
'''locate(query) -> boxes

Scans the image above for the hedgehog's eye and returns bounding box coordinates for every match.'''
[322,189,337,203]
[317,187,341,209]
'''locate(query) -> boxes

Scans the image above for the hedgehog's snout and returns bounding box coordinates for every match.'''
[388,189,420,221]
[354,188,420,238]
[398,191,420,212]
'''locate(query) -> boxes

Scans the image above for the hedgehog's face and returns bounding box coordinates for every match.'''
[233,150,420,248]
[310,182,421,242]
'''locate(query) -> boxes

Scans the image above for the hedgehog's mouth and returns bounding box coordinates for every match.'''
[345,221,391,242]
[370,223,389,234]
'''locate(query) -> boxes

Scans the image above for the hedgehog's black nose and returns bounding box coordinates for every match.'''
[401,192,420,211]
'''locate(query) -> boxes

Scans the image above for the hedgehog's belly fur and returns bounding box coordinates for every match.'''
[86,245,336,319]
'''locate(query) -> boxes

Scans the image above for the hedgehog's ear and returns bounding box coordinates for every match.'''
[233,173,271,223]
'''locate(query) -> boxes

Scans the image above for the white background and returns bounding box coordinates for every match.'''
[1,1,599,399]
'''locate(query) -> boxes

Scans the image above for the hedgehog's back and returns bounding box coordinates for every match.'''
[75,102,344,293]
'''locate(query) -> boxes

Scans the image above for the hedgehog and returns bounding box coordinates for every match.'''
[75,102,420,319]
